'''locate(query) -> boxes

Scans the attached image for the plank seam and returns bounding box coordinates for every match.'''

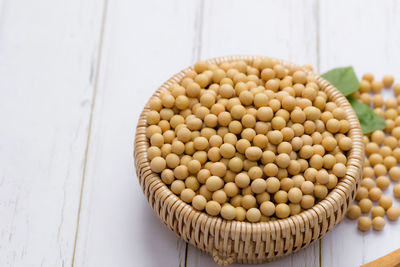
[315,0,321,74]
[192,0,204,62]
[184,243,189,267]
[70,0,109,266]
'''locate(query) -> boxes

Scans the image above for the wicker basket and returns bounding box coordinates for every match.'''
[134,56,364,265]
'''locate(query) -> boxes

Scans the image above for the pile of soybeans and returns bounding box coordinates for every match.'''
[347,74,400,231]
[146,58,353,223]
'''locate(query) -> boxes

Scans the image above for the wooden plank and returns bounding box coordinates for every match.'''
[319,1,400,266]
[199,0,318,66]
[186,0,320,266]
[319,0,400,77]
[71,0,200,266]
[0,0,105,266]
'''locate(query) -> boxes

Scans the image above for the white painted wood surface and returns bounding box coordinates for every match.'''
[0,0,104,266]
[72,1,198,267]
[1,0,399,266]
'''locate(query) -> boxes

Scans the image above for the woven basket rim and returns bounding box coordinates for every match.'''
[134,55,364,232]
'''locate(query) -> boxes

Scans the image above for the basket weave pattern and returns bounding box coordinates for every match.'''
[134,56,364,265]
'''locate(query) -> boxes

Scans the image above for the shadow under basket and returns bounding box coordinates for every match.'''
[134,56,364,265]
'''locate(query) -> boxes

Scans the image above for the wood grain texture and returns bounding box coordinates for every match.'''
[2,0,400,266]
[319,1,400,266]
[199,0,318,67]
[186,0,320,266]
[71,1,200,266]
[0,0,105,266]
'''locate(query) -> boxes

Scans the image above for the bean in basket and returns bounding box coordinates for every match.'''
[134,56,363,264]
[146,58,353,222]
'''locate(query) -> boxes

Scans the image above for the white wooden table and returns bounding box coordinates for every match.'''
[1,0,400,266]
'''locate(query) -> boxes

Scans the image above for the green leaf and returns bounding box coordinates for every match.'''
[347,97,386,134]
[322,67,359,96]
